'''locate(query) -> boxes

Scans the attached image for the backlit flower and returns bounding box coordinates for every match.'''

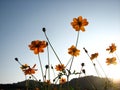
[106,57,117,65]
[20,64,29,70]
[34,88,40,90]
[90,53,98,60]
[21,64,37,75]
[71,16,88,31]
[68,45,80,57]
[59,78,66,84]
[55,64,65,71]
[45,80,51,84]
[106,43,116,53]
[29,40,48,54]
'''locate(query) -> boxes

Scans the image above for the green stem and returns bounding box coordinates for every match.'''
[65,56,72,67]
[96,58,108,78]
[47,46,50,80]
[75,31,80,47]
[43,30,62,64]
[31,74,38,81]
[79,66,83,77]
[38,54,44,81]
[91,60,101,77]
[67,31,80,82]
[84,74,97,90]
[69,56,74,72]
[115,52,120,64]
[83,48,101,77]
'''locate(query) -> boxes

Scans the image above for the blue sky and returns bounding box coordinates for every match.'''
[0,0,120,84]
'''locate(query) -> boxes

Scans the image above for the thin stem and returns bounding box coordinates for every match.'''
[79,66,83,77]
[84,74,97,90]
[96,58,108,78]
[44,69,47,80]
[67,56,74,81]
[47,46,50,80]
[65,56,72,67]
[75,31,80,47]
[51,65,56,79]
[67,31,80,82]
[38,54,44,81]
[69,56,74,71]
[83,47,101,77]
[31,74,38,81]
[15,58,22,66]
[91,61,102,77]
[115,52,120,64]
[43,30,62,64]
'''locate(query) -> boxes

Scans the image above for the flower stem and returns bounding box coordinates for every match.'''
[79,66,84,77]
[84,73,97,90]
[38,54,44,81]
[115,52,120,64]
[65,56,72,67]
[14,58,22,66]
[75,31,80,47]
[69,56,74,72]
[43,28,62,64]
[96,58,108,78]
[83,47,101,77]
[47,46,50,80]
[31,74,38,81]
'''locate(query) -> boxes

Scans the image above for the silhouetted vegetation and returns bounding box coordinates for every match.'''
[0,76,120,90]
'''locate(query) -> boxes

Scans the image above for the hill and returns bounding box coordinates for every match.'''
[0,76,120,90]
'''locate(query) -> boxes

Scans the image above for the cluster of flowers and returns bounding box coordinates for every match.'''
[15,16,118,90]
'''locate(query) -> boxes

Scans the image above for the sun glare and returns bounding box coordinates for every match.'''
[107,64,120,82]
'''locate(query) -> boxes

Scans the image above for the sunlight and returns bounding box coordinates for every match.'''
[107,64,120,82]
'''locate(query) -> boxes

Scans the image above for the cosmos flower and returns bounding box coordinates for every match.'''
[106,57,117,65]
[106,43,116,53]
[55,64,65,71]
[34,88,40,90]
[21,64,37,75]
[68,45,80,57]
[59,78,66,84]
[20,64,29,70]
[71,16,89,31]
[45,80,51,84]
[90,53,99,60]
[29,40,48,54]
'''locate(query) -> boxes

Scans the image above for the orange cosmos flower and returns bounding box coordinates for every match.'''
[45,80,51,84]
[20,64,29,70]
[71,16,88,31]
[21,64,37,75]
[106,43,116,53]
[106,57,117,65]
[55,64,65,71]
[59,78,66,84]
[34,88,40,90]
[68,45,80,57]
[90,53,99,60]
[29,40,48,54]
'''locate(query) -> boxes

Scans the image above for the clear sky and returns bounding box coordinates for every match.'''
[0,0,120,84]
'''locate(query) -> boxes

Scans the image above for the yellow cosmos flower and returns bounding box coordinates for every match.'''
[106,57,117,65]
[68,45,80,57]
[90,53,99,60]
[71,16,88,31]
[55,64,65,71]
[106,43,116,53]
[59,78,66,84]
[29,40,48,54]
